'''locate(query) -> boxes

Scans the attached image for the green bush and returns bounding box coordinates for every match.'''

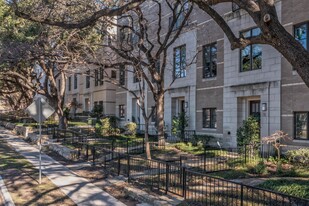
[246,160,267,175]
[192,134,215,147]
[286,148,309,165]
[237,116,260,150]
[125,122,137,136]
[172,112,188,140]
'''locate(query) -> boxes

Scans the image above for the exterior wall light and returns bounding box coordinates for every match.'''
[262,103,267,111]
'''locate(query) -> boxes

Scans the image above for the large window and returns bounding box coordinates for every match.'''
[94,69,98,87]
[203,108,217,129]
[174,45,186,79]
[294,112,309,140]
[68,76,71,91]
[86,71,90,88]
[99,67,104,85]
[203,43,217,78]
[119,105,125,118]
[295,23,308,50]
[119,66,125,86]
[169,0,189,30]
[240,28,262,72]
[74,74,78,89]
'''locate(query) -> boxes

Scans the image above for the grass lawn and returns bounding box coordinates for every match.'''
[258,179,309,199]
[0,139,76,206]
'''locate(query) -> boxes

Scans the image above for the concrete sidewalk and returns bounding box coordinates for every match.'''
[0,128,126,206]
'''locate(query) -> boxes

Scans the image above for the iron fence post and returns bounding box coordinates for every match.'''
[182,167,187,198]
[117,154,121,176]
[112,140,115,159]
[127,139,129,154]
[240,184,244,206]
[86,144,89,160]
[127,155,130,182]
[92,146,96,166]
[165,163,170,194]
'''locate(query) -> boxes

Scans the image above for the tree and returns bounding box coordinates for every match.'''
[9,0,309,144]
[0,1,103,128]
[82,0,193,158]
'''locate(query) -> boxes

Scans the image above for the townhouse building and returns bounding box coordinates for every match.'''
[64,0,309,148]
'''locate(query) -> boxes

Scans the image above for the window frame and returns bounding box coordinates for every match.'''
[68,76,71,91]
[173,44,187,79]
[203,42,217,79]
[294,21,309,50]
[86,70,90,89]
[239,27,262,72]
[74,74,78,89]
[202,108,217,129]
[94,69,98,87]
[119,66,125,86]
[294,112,309,140]
[119,104,125,118]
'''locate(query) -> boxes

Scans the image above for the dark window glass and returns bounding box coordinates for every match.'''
[295,112,309,140]
[119,105,125,118]
[203,43,217,78]
[133,69,140,83]
[111,70,117,79]
[58,79,61,91]
[94,69,98,86]
[169,0,189,30]
[240,28,262,72]
[86,71,90,88]
[119,66,125,85]
[151,106,157,122]
[74,74,78,89]
[295,23,308,50]
[68,76,71,91]
[99,67,104,85]
[174,45,186,79]
[202,108,217,129]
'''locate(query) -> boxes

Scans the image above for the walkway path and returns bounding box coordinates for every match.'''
[0,128,126,206]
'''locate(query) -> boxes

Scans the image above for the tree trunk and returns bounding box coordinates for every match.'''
[57,109,67,129]
[144,118,151,160]
[157,93,165,146]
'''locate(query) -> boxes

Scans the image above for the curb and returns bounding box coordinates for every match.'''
[0,176,15,206]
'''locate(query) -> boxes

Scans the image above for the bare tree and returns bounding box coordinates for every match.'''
[10,0,309,87]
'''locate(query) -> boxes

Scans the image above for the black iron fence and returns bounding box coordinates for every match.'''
[103,153,309,206]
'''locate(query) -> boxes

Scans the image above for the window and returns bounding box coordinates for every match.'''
[295,23,308,50]
[203,108,217,129]
[99,101,104,112]
[119,66,125,85]
[152,60,160,83]
[58,79,61,91]
[74,74,78,89]
[203,43,217,78]
[68,76,71,91]
[119,105,125,118]
[94,69,98,86]
[174,45,186,79]
[169,0,189,30]
[294,112,309,140]
[133,69,140,83]
[111,70,117,79]
[151,106,157,123]
[240,28,262,72]
[99,67,104,85]
[232,2,240,12]
[86,71,90,88]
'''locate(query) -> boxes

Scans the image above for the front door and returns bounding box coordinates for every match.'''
[249,100,261,123]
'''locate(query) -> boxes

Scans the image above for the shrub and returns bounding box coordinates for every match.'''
[286,148,309,165]
[237,116,260,153]
[246,160,267,175]
[100,117,111,136]
[192,134,215,147]
[172,112,189,140]
[125,122,137,136]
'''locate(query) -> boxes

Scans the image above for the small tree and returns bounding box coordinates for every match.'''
[237,116,260,155]
[262,130,290,161]
[172,112,189,141]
